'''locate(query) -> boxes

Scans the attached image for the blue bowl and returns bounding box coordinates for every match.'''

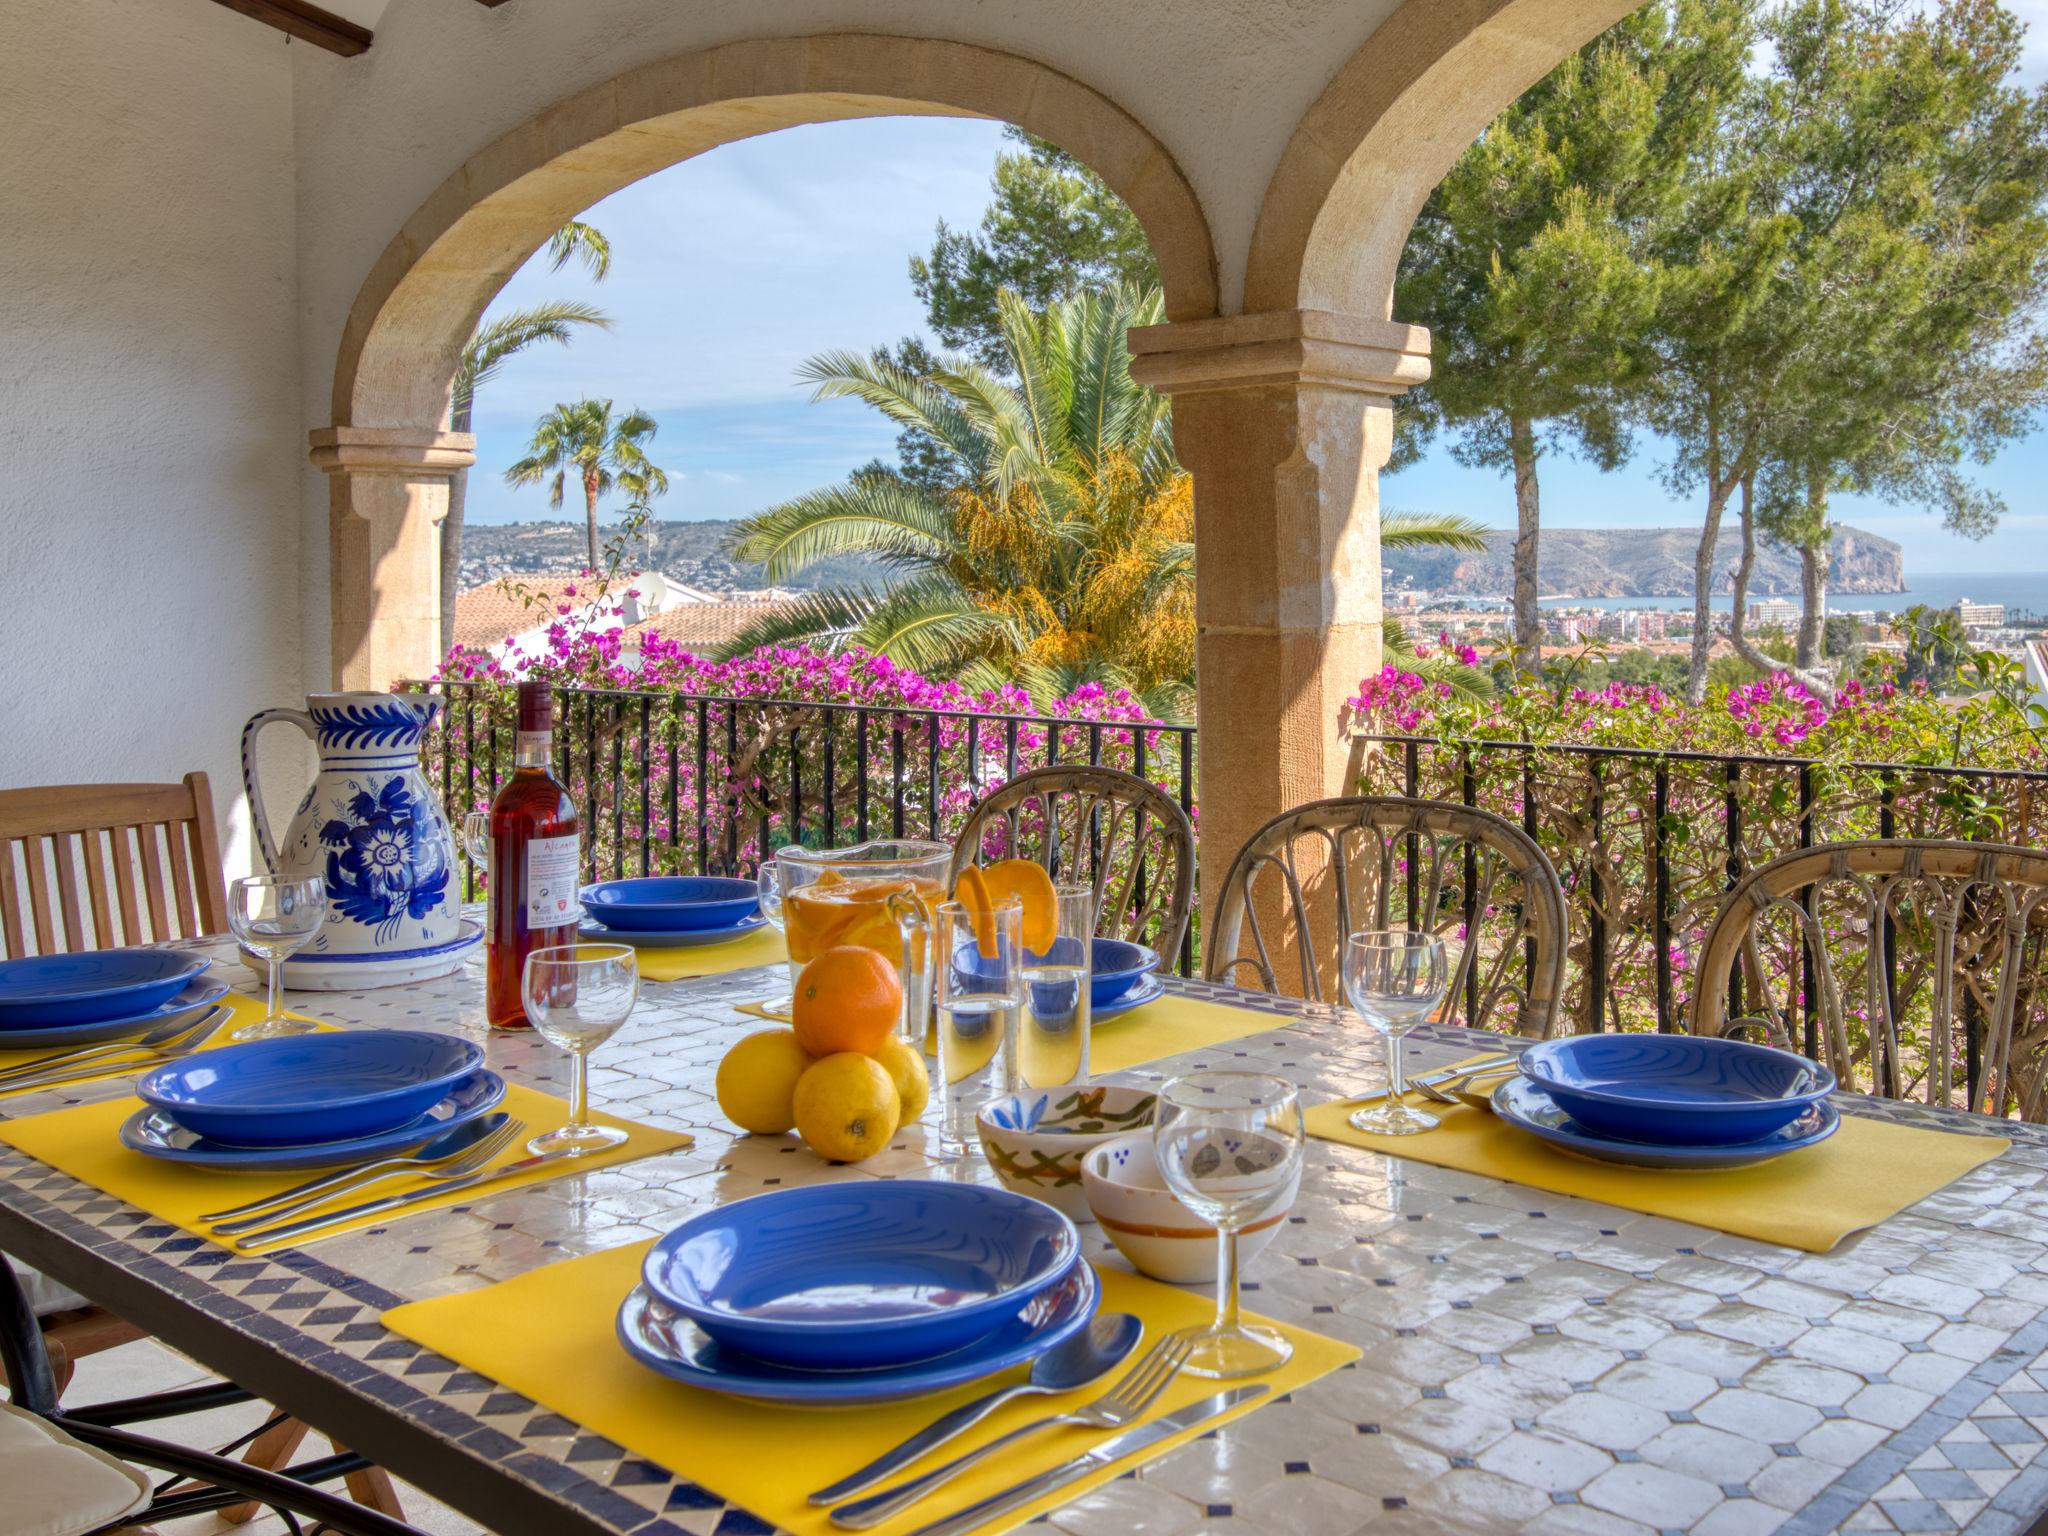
[642,1180,1081,1370]
[1518,1035,1836,1146]
[580,877,761,932]
[1089,937,1158,1007]
[137,1030,485,1147]
[0,948,211,1027]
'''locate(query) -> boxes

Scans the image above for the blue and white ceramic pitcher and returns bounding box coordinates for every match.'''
[241,692,464,978]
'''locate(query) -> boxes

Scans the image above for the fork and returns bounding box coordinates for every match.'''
[829,1331,1194,1529]
[0,1007,230,1092]
[206,1119,525,1236]
[199,1113,521,1222]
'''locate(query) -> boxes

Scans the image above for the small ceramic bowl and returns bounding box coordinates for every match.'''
[978,1085,1160,1221]
[1080,1132,1297,1284]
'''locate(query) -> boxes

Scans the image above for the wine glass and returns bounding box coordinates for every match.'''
[461,810,491,873]
[1342,930,1449,1135]
[227,875,327,1041]
[522,944,638,1156]
[754,855,791,1014]
[1153,1071,1305,1379]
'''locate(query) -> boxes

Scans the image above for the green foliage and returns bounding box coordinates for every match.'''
[910,129,1158,369]
[450,301,611,430]
[504,399,670,571]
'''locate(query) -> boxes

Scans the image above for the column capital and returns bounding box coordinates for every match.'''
[308,425,476,476]
[1127,309,1431,398]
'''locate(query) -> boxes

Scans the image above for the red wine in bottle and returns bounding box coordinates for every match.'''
[486,680,580,1030]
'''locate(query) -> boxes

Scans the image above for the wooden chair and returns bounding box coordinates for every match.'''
[0,774,227,958]
[1206,796,1569,1037]
[949,765,1196,963]
[0,773,405,1523]
[1687,839,2048,1119]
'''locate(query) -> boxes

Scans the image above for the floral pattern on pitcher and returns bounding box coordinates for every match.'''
[318,777,452,940]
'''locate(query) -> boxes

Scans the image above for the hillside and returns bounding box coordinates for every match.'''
[460,517,1906,600]
[1382,523,1905,597]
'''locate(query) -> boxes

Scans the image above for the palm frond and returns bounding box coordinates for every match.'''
[1380,511,1494,553]
[728,479,954,579]
[1383,617,1494,701]
[454,301,611,415]
[547,221,612,281]
[797,350,988,476]
[717,577,1002,678]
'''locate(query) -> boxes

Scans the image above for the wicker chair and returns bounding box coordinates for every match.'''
[1206,796,1569,1036]
[1687,839,2048,1119]
[949,766,1196,962]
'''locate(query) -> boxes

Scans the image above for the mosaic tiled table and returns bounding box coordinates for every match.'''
[3,932,2047,1536]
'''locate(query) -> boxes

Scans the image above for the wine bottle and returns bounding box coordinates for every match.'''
[486,680,581,1030]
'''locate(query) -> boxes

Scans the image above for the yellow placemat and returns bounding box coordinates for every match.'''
[0,1083,693,1251]
[383,1250,1356,1536]
[1091,990,1287,1074]
[734,999,791,1023]
[0,994,322,1098]
[632,927,787,984]
[1306,1072,2008,1252]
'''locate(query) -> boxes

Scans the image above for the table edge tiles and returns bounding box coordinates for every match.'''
[0,964,2043,1536]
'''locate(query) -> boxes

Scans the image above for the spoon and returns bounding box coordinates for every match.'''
[0,1005,228,1084]
[806,1310,1143,1505]
[198,1110,515,1223]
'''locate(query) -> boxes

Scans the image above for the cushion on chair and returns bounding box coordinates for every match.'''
[0,1402,151,1536]
[16,1266,87,1319]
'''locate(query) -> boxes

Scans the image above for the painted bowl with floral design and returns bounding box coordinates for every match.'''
[1080,1132,1296,1284]
[977,1085,1158,1221]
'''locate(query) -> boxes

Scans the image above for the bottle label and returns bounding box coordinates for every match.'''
[516,730,551,760]
[525,834,580,926]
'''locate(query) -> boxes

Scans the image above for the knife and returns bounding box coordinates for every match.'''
[1341,1054,1518,1106]
[904,1386,1267,1536]
[227,1144,585,1251]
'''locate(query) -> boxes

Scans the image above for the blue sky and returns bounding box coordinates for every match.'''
[469,44,2048,578]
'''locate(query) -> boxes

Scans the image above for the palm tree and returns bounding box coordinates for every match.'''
[1379,511,1496,699]
[504,399,670,569]
[439,220,616,653]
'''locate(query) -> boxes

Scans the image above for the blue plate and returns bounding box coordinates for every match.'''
[1493,1076,1840,1170]
[120,1069,507,1170]
[579,877,762,933]
[1092,973,1166,1021]
[0,949,211,1027]
[578,912,767,948]
[1088,938,1158,1008]
[0,976,230,1051]
[643,1181,1081,1370]
[1519,1034,1836,1146]
[617,1261,1098,1406]
[138,1030,484,1146]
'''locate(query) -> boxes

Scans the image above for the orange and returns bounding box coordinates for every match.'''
[791,944,903,1056]
[983,858,1059,953]
[953,865,999,958]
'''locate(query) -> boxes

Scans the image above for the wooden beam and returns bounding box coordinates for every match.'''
[206,0,373,56]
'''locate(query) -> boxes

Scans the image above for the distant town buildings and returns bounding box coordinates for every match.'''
[1954,599,2006,630]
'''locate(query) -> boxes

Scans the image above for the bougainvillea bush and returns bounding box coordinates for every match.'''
[416,618,1190,898]
[1346,641,2048,1106]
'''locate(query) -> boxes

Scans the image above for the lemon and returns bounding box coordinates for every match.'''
[873,1038,931,1122]
[715,1028,814,1135]
[793,1052,901,1162]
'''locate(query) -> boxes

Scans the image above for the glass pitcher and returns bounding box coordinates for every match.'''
[764,840,951,1044]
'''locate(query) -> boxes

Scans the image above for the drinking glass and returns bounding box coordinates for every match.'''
[1342,930,1449,1135]
[522,944,638,1156]
[461,810,491,873]
[1015,883,1095,1090]
[934,895,1022,1155]
[754,855,792,1015]
[227,875,327,1041]
[1153,1071,1305,1378]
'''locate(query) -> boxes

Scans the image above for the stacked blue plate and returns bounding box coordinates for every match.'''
[0,948,228,1050]
[121,1030,506,1171]
[619,1181,1095,1403]
[1495,1035,1839,1170]
[1006,936,1161,1020]
[578,876,765,948]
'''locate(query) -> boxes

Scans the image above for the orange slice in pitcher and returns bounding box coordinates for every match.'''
[983,858,1058,953]
[953,865,1000,959]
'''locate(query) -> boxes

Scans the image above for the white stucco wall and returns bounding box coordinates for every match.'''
[0,0,308,877]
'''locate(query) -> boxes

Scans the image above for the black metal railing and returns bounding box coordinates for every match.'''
[1355,732,2048,1036]
[401,676,1198,937]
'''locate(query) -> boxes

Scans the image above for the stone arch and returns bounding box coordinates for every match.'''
[1243,0,1642,319]
[332,33,1220,430]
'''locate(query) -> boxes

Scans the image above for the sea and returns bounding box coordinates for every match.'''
[1509,572,2048,618]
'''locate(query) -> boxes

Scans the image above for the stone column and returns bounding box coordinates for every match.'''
[1127,310,1430,943]
[308,426,476,691]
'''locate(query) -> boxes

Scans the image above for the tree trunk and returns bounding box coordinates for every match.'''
[584,471,600,571]
[1685,477,1735,705]
[1730,472,1835,703]
[439,466,467,659]
[1795,478,1829,671]
[1509,414,1542,674]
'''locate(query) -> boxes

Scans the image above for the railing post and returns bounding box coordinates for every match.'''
[1878,772,1900,1097]
[1587,754,1607,1033]
[1798,764,1817,1060]
[1460,748,1478,1027]
[1724,760,1743,1021]
[1653,762,1673,1033]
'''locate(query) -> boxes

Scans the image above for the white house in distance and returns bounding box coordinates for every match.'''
[451,573,705,671]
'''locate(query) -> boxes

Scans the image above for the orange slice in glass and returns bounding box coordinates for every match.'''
[953,864,1000,959]
[982,858,1058,953]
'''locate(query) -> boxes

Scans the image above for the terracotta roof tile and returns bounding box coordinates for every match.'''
[452,576,629,654]
[622,599,802,655]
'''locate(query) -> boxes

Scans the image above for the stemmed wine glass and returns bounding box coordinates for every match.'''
[1342,930,1449,1135]
[1153,1070,1305,1379]
[754,855,791,1014]
[461,810,491,878]
[522,944,638,1157]
[227,875,327,1041]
